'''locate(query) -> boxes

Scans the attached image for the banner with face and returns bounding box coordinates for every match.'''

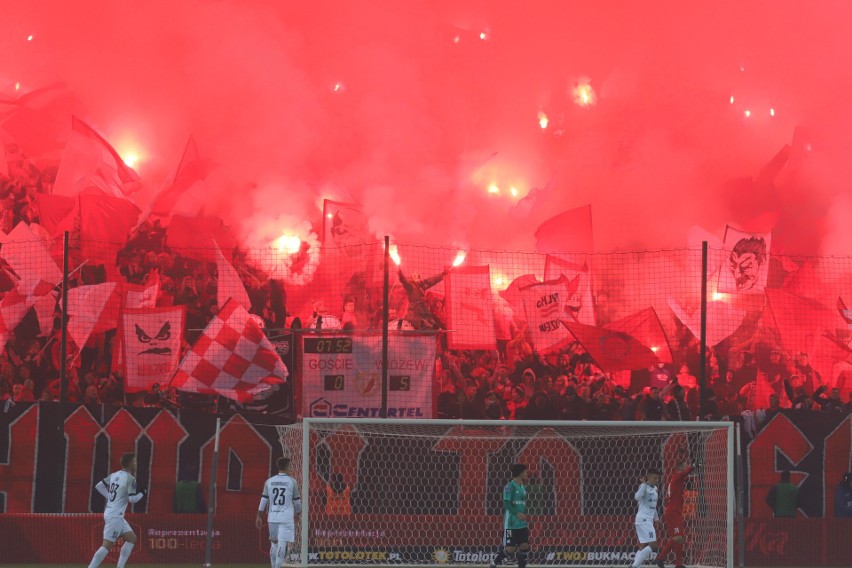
[719,226,771,293]
[122,306,185,392]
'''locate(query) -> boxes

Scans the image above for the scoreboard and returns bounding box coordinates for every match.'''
[301,334,435,418]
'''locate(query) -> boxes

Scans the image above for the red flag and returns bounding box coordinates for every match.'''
[169,300,288,402]
[216,241,251,310]
[150,136,210,217]
[35,194,76,237]
[0,83,75,159]
[445,265,496,350]
[166,215,237,260]
[66,282,120,349]
[605,307,673,364]
[53,116,140,198]
[77,191,141,277]
[765,289,848,383]
[534,205,593,254]
[562,320,658,372]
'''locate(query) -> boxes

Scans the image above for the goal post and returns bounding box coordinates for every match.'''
[278,419,735,568]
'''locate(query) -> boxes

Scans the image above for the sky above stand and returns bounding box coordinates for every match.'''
[4,0,852,255]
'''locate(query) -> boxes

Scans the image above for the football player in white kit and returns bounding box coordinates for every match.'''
[257,457,301,568]
[631,467,661,568]
[88,453,145,568]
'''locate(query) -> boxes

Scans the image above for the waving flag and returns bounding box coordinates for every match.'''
[53,116,140,198]
[216,241,251,310]
[150,136,210,217]
[445,265,496,350]
[605,307,673,364]
[544,255,596,325]
[0,289,32,347]
[562,321,658,371]
[122,306,185,393]
[170,300,288,402]
[520,277,573,353]
[0,222,62,296]
[66,282,120,349]
[534,204,593,254]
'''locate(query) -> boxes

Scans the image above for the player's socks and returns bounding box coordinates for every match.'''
[276,542,288,568]
[492,550,507,567]
[656,540,672,562]
[88,546,109,568]
[516,550,528,568]
[116,542,134,568]
[673,543,684,566]
[632,545,653,568]
[270,542,278,568]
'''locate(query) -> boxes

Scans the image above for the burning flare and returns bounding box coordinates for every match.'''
[275,234,302,254]
[452,251,467,267]
[572,80,596,107]
[389,244,401,266]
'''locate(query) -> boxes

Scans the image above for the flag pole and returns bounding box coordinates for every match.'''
[59,231,70,404]
[381,236,390,419]
[204,416,221,567]
[699,241,708,419]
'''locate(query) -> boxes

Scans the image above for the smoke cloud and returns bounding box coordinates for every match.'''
[4,0,852,254]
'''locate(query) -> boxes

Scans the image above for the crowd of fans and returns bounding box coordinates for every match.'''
[1,155,852,427]
[435,342,852,425]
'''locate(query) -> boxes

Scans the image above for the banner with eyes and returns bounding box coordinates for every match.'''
[121,306,185,392]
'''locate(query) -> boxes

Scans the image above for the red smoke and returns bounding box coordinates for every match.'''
[4,0,852,254]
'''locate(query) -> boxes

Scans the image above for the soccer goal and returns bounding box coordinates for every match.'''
[277,419,734,568]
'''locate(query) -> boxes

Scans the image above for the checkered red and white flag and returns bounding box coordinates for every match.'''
[169,299,288,402]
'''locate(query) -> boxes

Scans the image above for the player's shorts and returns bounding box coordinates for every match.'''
[269,522,295,543]
[664,512,685,537]
[103,517,133,542]
[635,519,656,544]
[502,527,530,548]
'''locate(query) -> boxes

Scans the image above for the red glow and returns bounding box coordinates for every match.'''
[2,1,852,256]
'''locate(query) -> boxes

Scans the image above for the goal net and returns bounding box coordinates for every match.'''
[278,419,734,568]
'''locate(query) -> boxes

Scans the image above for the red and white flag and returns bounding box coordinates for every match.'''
[33,293,57,337]
[543,255,596,325]
[718,225,772,294]
[169,300,288,402]
[66,282,120,349]
[520,277,573,353]
[149,136,210,218]
[52,116,140,198]
[216,241,251,310]
[0,288,32,347]
[0,222,63,297]
[445,265,496,350]
[124,274,159,309]
[122,306,185,393]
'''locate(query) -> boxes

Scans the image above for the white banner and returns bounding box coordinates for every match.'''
[444,265,496,351]
[302,334,435,418]
[521,278,573,353]
[719,225,771,294]
[543,255,595,325]
[122,306,184,392]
